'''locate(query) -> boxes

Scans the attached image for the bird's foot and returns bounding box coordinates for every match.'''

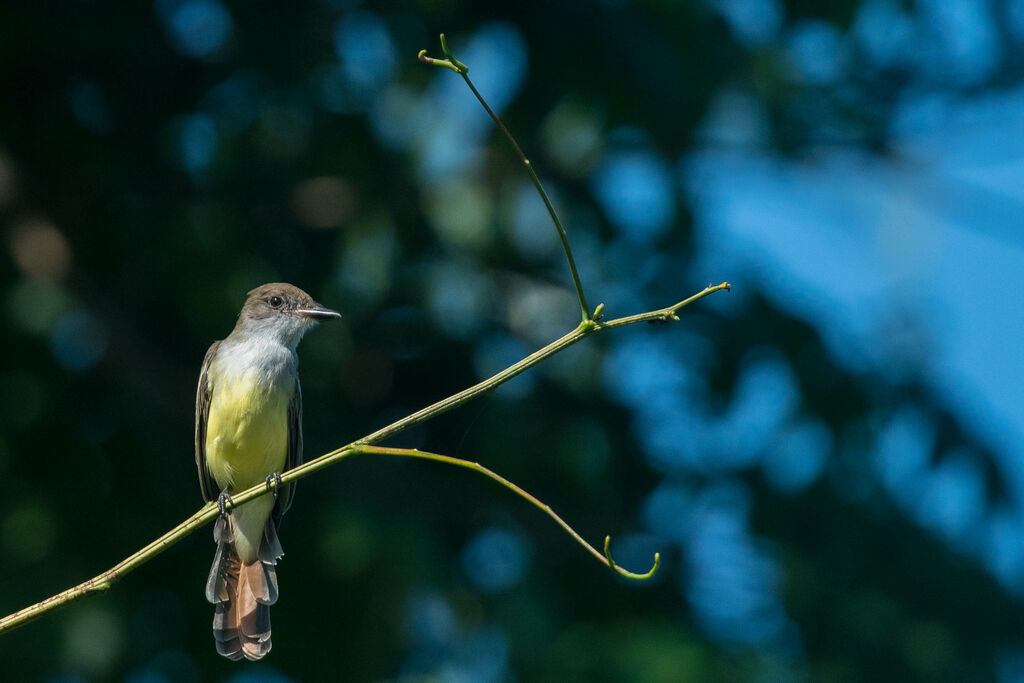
[265,472,283,500]
[217,491,233,517]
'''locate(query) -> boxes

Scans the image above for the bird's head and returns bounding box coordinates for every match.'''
[234,282,341,347]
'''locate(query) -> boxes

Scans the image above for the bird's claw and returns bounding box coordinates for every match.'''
[265,472,283,500]
[217,491,233,517]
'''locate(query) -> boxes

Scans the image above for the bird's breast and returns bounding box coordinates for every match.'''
[205,362,292,493]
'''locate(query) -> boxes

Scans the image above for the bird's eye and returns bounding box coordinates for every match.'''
[269,296,283,308]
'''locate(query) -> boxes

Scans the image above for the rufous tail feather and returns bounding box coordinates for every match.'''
[207,517,282,661]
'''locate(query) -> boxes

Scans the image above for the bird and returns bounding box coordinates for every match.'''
[194,283,340,660]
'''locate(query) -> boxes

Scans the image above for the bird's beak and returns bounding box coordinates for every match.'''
[292,303,341,321]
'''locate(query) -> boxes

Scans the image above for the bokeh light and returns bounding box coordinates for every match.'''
[8,217,72,283]
[461,527,530,593]
[5,0,1024,679]
[156,0,234,59]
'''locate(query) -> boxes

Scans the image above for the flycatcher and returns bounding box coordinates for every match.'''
[194,283,340,660]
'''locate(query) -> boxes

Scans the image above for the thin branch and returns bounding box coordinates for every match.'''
[601,281,732,328]
[353,281,731,446]
[0,281,728,636]
[0,504,218,635]
[355,446,658,580]
[421,33,593,323]
[0,33,732,636]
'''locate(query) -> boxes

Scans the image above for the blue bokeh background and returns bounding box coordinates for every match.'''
[2,0,1023,680]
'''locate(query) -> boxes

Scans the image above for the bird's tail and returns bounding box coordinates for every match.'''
[206,516,283,661]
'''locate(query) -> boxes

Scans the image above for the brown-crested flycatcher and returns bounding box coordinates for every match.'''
[194,283,340,660]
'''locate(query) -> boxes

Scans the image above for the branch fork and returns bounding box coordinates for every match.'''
[0,33,729,637]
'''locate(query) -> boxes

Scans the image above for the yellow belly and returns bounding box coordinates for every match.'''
[205,368,290,494]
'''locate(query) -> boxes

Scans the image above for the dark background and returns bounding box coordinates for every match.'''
[2,0,1023,680]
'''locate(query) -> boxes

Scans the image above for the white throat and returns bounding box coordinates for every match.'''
[214,334,298,388]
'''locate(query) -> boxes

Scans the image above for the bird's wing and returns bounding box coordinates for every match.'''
[272,377,302,526]
[195,341,221,503]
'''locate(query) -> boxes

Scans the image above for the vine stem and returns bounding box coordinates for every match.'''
[0,34,732,637]
[357,446,658,580]
[0,282,729,636]
[420,33,592,323]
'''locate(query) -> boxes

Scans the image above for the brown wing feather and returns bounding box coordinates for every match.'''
[195,341,221,503]
[272,378,302,527]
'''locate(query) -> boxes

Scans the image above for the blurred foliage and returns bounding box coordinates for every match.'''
[0,0,1022,681]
